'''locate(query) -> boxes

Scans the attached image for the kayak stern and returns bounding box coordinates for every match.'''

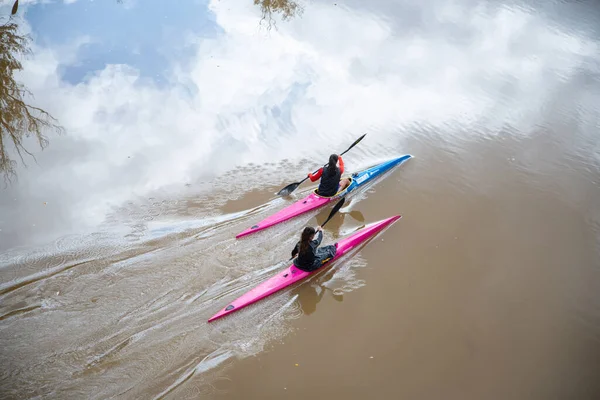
[235,193,332,238]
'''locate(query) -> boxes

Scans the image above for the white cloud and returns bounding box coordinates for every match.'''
[1,0,598,248]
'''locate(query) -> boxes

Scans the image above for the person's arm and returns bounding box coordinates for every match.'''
[308,168,323,182]
[291,242,300,258]
[338,155,344,175]
[312,228,323,247]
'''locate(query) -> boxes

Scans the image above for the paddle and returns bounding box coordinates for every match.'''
[276,133,367,197]
[289,197,345,261]
[320,196,346,228]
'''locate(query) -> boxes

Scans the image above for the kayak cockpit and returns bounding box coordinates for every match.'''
[313,176,353,198]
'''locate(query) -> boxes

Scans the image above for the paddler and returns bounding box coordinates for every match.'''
[291,226,337,272]
[308,154,350,197]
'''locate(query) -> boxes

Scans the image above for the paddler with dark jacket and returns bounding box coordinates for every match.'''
[308,154,350,197]
[291,225,337,272]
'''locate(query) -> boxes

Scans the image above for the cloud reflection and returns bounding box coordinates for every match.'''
[0,0,598,250]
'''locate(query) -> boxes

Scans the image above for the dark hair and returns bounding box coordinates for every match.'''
[328,154,339,176]
[299,226,316,255]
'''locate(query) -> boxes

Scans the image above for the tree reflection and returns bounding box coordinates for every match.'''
[116,0,303,26]
[1,5,63,182]
[254,0,302,28]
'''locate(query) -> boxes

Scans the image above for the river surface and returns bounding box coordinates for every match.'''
[1,0,599,399]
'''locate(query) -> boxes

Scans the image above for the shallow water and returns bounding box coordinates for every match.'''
[1,0,599,399]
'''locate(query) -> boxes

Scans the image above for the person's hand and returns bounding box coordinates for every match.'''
[316,226,322,232]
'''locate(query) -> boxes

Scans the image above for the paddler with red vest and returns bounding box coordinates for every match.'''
[308,154,350,197]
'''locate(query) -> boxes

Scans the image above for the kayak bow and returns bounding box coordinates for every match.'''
[208,215,401,322]
[236,154,412,238]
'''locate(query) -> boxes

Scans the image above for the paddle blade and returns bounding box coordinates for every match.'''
[276,182,300,197]
[340,133,367,156]
[322,197,345,227]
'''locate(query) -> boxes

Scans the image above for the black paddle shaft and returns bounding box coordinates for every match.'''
[321,197,345,228]
[288,197,345,261]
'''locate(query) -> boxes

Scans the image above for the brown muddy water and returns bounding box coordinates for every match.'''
[1,0,600,399]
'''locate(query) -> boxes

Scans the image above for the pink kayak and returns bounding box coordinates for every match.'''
[208,215,401,322]
[236,191,332,239]
[236,154,412,238]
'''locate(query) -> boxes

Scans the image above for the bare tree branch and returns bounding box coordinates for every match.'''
[0,20,63,183]
[254,0,302,30]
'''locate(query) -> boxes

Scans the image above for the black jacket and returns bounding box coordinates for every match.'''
[291,230,323,269]
[317,165,341,197]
